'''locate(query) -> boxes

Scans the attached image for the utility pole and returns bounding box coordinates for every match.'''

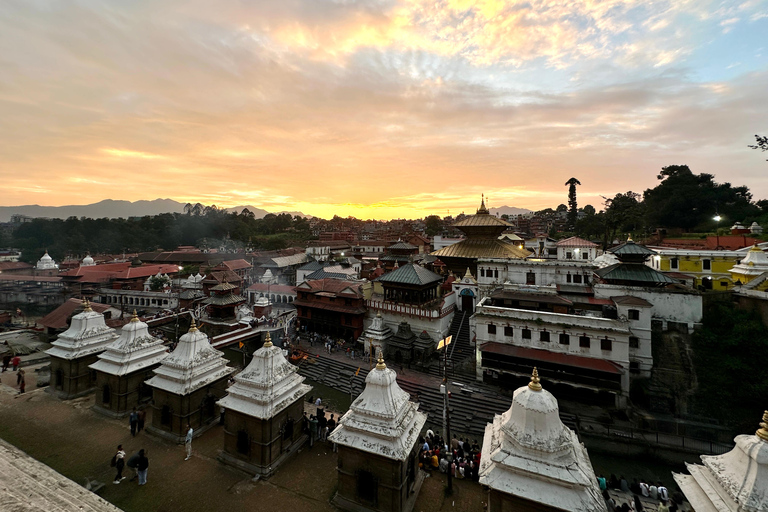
[442,347,453,494]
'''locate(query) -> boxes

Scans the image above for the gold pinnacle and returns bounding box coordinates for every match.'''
[189,317,198,332]
[528,367,542,391]
[264,332,273,348]
[756,411,768,442]
[82,298,92,312]
[130,309,139,322]
[376,351,386,370]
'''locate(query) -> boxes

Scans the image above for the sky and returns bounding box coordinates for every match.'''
[0,0,767,220]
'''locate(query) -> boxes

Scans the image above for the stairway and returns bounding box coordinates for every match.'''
[446,311,472,363]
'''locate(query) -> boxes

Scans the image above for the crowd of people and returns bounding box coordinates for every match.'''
[418,429,482,482]
[598,474,683,511]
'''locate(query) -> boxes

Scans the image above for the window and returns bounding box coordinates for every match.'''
[480,268,485,277]
[487,324,496,334]
[504,326,513,337]
[629,361,640,373]
[721,281,729,288]
[540,331,550,342]
[566,251,573,259]
[566,274,572,283]
[671,258,679,269]
[522,329,532,339]
[629,336,639,348]
[579,336,590,348]
[582,252,589,259]
[559,333,570,345]
[702,259,711,271]
[601,338,612,351]
[102,385,111,405]
[526,272,536,285]
[573,274,582,284]
[628,309,640,320]
[494,269,499,279]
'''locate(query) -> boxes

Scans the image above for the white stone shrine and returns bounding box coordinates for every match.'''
[479,368,607,512]
[673,410,768,511]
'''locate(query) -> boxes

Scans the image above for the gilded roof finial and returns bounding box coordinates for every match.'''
[130,309,139,322]
[82,298,92,312]
[528,367,542,391]
[376,350,386,370]
[264,332,273,348]
[756,410,768,442]
[477,194,489,214]
[627,235,634,242]
[189,317,198,333]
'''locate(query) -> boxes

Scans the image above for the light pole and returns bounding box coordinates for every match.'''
[440,344,453,494]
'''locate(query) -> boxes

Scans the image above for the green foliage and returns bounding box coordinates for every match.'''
[148,275,170,291]
[565,177,581,231]
[424,215,442,237]
[644,165,759,231]
[749,134,768,160]
[11,210,311,261]
[692,300,768,432]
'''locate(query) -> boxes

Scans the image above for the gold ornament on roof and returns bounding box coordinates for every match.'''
[528,367,542,391]
[376,350,386,370]
[130,310,139,322]
[627,235,634,242]
[264,332,273,348]
[188,318,198,333]
[756,410,768,442]
[82,298,92,312]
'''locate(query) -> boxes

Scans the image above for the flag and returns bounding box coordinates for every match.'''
[437,335,452,350]
[238,341,244,349]
[355,367,361,376]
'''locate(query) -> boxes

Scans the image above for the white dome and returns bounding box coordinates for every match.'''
[255,296,270,307]
[36,251,58,270]
[82,254,95,266]
[501,381,571,453]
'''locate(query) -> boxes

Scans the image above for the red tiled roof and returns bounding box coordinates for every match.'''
[40,298,112,329]
[611,295,653,307]
[205,270,242,284]
[295,278,363,298]
[59,262,131,276]
[556,236,598,248]
[0,261,34,271]
[221,259,252,271]
[480,342,622,374]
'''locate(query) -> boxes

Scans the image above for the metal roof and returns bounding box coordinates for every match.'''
[431,239,530,259]
[608,240,657,257]
[376,263,442,286]
[556,236,599,248]
[594,263,677,284]
[387,241,417,250]
[453,213,511,229]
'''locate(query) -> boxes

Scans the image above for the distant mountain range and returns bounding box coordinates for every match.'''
[489,206,532,217]
[0,199,309,222]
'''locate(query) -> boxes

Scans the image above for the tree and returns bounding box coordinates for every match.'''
[602,191,644,247]
[748,134,768,160]
[556,204,568,213]
[582,204,596,216]
[565,177,581,231]
[424,215,442,237]
[149,275,170,291]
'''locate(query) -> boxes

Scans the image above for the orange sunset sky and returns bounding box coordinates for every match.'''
[1,0,767,220]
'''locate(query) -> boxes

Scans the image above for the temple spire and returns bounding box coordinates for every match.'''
[130,309,139,322]
[82,298,92,312]
[477,194,489,214]
[376,351,386,370]
[188,317,198,333]
[528,367,542,391]
[264,332,273,348]
[757,410,768,442]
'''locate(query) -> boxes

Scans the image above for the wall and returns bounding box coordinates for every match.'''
[593,284,703,329]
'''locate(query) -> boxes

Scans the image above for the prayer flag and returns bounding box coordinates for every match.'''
[238,342,244,349]
[355,367,361,376]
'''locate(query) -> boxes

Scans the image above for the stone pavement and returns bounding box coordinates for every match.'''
[0,367,487,512]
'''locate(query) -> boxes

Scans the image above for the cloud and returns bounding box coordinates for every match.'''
[0,0,766,219]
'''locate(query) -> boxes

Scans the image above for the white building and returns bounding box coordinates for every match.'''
[479,368,606,512]
[674,411,768,511]
[556,236,601,261]
[36,251,58,270]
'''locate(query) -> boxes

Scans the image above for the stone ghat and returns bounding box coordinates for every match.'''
[0,438,123,512]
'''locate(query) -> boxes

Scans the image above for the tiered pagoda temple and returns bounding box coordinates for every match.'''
[328,354,427,512]
[46,299,119,400]
[90,310,168,417]
[431,197,530,275]
[145,318,234,442]
[594,238,676,287]
[216,332,311,476]
[479,368,607,512]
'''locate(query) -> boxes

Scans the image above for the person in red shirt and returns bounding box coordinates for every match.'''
[11,356,21,371]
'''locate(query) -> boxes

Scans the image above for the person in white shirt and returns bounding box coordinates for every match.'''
[658,482,669,502]
[639,481,649,497]
[185,424,193,460]
[649,483,658,500]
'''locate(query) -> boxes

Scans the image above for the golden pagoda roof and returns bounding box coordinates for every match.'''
[453,214,512,229]
[431,239,530,259]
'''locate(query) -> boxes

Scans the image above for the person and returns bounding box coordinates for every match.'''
[318,412,327,442]
[129,408,138,437]
[620,475,629,493]
[126,451,140,481]
[113,445,126,484]
[17,369,25,395]
[657,500,670,512]
[597,474,607,491]
[184,424,193,460]
[633,494,644,511]
[11,355,20,371]
[137,409,146,433]
[639,480,649,497]
[430,451,439,470]
[2,354,10,372]
[315,397,322,407]
[603,490,617,512]
[327,413,336,434]
[308,414,318,448]
[649,483,658,500]
[658,482,669,502]
[137,449,149,485]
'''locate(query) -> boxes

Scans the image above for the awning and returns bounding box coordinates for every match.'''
[480,342,622,374]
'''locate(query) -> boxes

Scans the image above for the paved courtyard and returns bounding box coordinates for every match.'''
[0,364,487,512]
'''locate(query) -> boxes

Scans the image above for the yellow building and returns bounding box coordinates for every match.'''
[730,245,768,285]
[646,248,743,291]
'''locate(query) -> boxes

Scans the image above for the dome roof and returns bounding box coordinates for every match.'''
[82,254,95,266]
[41,251,52,262]
[36,251,58,270]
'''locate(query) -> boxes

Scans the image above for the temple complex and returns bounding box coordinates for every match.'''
[145,319,234,442]
[46,299,119,400]
[673,410,768,511]
[89,310,168,417]
[216,333,311,477]
[479,368,607,512]
[431,197,530,276]
[328,353,427,512]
